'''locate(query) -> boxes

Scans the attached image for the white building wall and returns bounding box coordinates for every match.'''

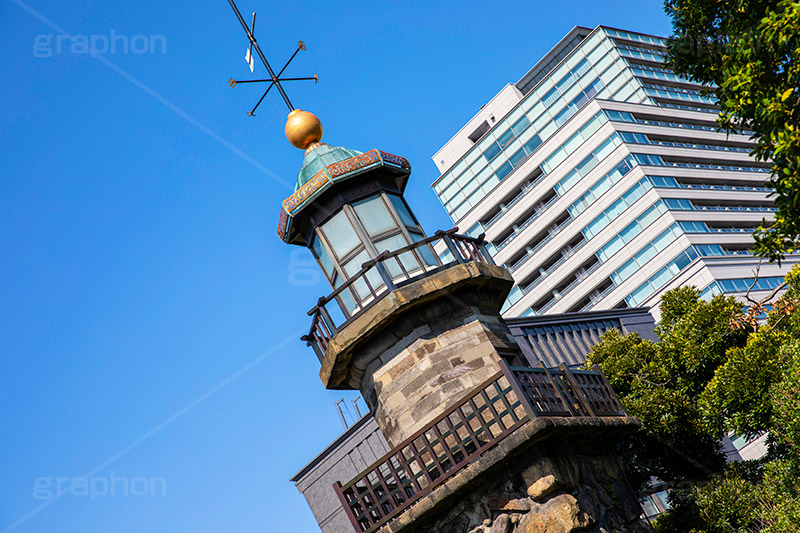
[431,25,798,319]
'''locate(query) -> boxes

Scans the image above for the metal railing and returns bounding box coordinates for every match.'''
[496,193,560,252]
[705,227,757,233]
[511,238,588,307]
[579,281,618,312]
[484,171,549,230]
[650,140,751,154]
[303,229,495,361]
[508,216,573,273]
[636,118,718,133]
[537,257,602,315]
[649,181,771,193]
[659,161,770,173]
[637,117,753,136]
[684,205,775,213]
[333,360,626,533]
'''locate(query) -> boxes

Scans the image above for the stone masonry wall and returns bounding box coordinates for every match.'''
[357,299,521,447]
[394,440,648,533]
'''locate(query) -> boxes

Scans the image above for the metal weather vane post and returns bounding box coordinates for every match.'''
[226,0,318,116]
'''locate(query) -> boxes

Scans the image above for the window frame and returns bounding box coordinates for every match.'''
[310,192,428,293]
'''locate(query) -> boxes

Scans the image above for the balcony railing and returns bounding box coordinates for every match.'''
[333,360,627,533]
[496,193,560,252]
[303,229,495,361]
[579,282,617,312]
[537,257,602,315]
[484,171,549,230]
[508,216,573,273]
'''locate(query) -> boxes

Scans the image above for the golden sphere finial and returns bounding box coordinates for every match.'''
[285,109,323,149]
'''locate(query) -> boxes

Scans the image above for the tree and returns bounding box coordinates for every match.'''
[587,288,746,486]
[664,0,800,262]
[587,266,800,531]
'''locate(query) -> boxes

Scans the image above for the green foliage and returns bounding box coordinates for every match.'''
[700,329,790,439]
[589,265,800,531]
[587,289,744,483]
[770,340,800,448]
[693,462,762,533]
[665,0,800,261]
[650,488,704,532]
[757,458,800,532]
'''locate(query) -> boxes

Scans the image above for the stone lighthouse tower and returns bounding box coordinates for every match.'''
[278,110,648,533]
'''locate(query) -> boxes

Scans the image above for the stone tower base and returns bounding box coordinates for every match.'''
[382,418,649,533]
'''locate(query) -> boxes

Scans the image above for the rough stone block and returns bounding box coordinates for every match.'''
[521,456,579,501]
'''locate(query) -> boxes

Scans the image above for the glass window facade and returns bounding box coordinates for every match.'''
[582,179,654,239]
[625,244,729,307]
[555,134,622,194]
[568,156,636,217]
[433,25,789,318]
[596,203,667,262]
[611,224,682,285]
[432,28,640,220]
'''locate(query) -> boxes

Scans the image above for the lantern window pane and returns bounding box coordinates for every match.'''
[343,249,384,300]
[311,235,335,279]
[321,210,362,259]
[410,230,438,267]
[354,196,398,237]
[376,234,421,278]
[388,194,417,228]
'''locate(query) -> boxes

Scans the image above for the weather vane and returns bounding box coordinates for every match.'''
[226,0,318,116]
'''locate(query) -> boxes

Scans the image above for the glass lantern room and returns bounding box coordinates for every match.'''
[309,192,437,313]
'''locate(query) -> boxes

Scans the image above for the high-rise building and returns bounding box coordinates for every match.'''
[430,26,798,318]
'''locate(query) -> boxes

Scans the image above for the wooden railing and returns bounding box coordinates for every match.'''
[302,229,495,361]
[333,361,627,533]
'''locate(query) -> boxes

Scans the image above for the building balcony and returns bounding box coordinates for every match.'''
[303,229,499,365]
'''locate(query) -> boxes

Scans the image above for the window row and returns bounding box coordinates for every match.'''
[542,111,609,173]
[432,36,612,196]
[644,86,717,105]
[439,57,628,219]
[603,28,666,48]
[555,134,623,194]
[625,246,700,307]
[629,66,696,86]
[433,39,626,216]
[568,156,636,218]
[583,178,653,239]
[611,223,683,285]
[625,244,729,307]
[616,45,667,64]
[596,202,667,262]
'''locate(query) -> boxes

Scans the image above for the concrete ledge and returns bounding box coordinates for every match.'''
[319,261,514,389]
[382,416,641,533]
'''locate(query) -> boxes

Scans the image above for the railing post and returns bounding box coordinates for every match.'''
[316,298,336,336]
[332,481,362,533]
[372,252,396,291]
[498,359,537,420]
[439,231,466,263]
[559,363,596,417]
[592,364,626,415]
[476,233,496,265]
[302,334,324,363]
[538,360,578,416]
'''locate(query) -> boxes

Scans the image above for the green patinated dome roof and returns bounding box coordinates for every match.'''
[296,143,362,190]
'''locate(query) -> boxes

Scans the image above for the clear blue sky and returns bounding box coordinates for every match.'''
[0,1,672,531]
